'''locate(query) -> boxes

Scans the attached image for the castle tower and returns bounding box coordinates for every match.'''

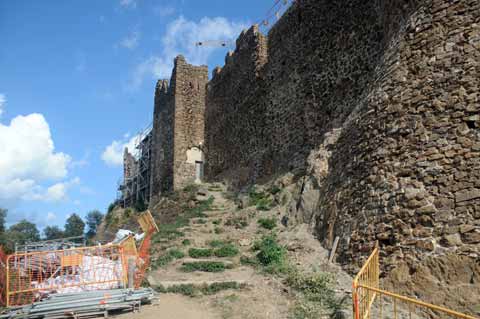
[150,56,208,201]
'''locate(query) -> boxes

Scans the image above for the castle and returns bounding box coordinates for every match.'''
[120,0,480,301]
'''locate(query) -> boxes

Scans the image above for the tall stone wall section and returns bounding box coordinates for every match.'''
[172,56,208,190]
[203,0,480,310]
[151,79,174,202]
[150,56,208,201]
[205,26,268,183]
[311,0,480,308]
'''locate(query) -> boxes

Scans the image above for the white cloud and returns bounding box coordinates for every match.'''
[154,5,175,17]
[0,114,72,203]
[129,16,248,89]
[0,93,6,117]
[47,212,57,221]
[119,30,140,50]
[102,134,139,167]
[120,0,136,9]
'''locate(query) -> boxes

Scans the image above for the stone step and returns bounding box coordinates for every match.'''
[181,258,234,266]
[151,279,248,289]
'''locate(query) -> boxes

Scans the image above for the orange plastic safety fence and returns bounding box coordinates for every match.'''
[6,244,126,307]
[134,230,153,288]
[0,246,7,307]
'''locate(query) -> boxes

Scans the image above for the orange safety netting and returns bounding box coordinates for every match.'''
[5,244,126,307]
[0,246,7,307]
[1,210,158,307]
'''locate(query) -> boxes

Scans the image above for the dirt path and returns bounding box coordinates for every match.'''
[120,294,221,319]
[144,182,353,319]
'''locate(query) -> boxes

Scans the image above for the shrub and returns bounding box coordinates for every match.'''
[270,185,281,195]
[286,269,347,319]
[214,244,239,257]
[188,247,213,258]
[134,200,147,212]
[212,219,221,225]
[214,227,224,234]
[253,234,288,273]
[181,261,227,272]
[155,248,185,268]
[248,187,273,210]
[182,239,191,246]
[258,217,277,230]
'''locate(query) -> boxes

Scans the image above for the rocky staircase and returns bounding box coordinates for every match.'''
[147,183,257,291]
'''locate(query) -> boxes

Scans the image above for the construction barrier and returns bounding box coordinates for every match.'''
[5,244,126,307]
[0,246,7,307]
[2,210,158,308]
[353,244,479,319]
[134,210,158,288]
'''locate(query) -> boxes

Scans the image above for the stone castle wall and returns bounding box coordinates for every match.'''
[172,56,209,190]
[150,56,208,199]
[201,0,479,308]
[147,0,479,309]
[205,26,268,181]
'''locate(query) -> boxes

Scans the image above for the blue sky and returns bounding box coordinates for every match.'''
[0,0,289,233]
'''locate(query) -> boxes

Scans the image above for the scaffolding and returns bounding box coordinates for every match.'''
[14,236,86,254]
[118,123,153,209]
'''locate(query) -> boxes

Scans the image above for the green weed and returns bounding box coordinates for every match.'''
[181,261,228,273]
[188,247,214,258]
[214,244,239,257]
[258,217,277,230]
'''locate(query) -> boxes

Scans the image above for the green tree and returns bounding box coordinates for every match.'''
[0,208,7,248]
[0,208,6,233]
[64,214,85,237]
[5,219,40,250]
[85,210,104,238]
[44,226,64,240]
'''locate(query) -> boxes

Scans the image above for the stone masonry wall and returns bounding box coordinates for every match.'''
[172,56,209,190]
[150,79,174,202]
[150,56,208,200]
[202,0,479,311]
[205,25,268,181]
[307,0,480,309]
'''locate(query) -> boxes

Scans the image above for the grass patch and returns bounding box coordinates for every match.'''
[181,261,228,273]
[253,234,289,274]
[154,281,244,297]
[188,247,214,258]
[214,244,239,257]
[154,283,196,296]
[152,196,214,242]
[287,269,348,319]
[248,187,273,211]
[258,217,277,230]
[154,248,185,268]
[196,218,207,224]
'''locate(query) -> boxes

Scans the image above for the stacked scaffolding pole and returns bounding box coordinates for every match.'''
[0,288,155,319]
